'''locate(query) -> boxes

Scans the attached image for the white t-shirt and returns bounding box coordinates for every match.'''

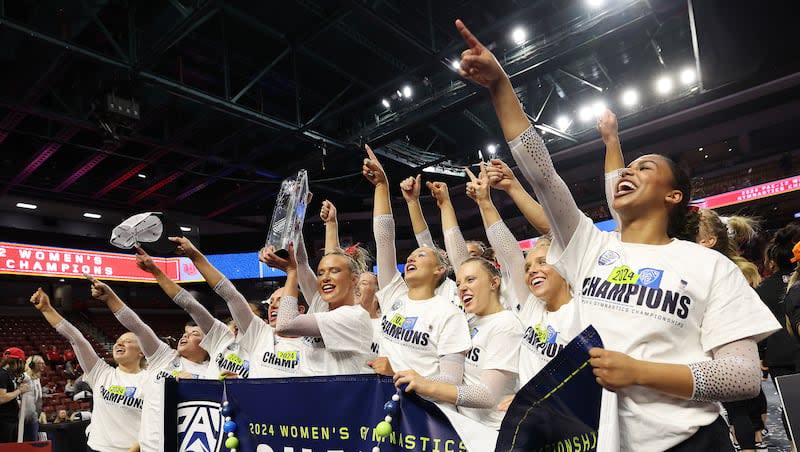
[458,310,522,429]
[299,304,374,375]
[369,318,382,358]
[139,344,209,452]
[436,277,466,312]
[517,296,582,387]
[548,215,780,450]
[200,320,251,379]
[239,319,304,378]
[377,273,471,376]
[84,361,148,452]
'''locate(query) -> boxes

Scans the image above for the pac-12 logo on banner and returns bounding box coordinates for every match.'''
[177,400,224,452]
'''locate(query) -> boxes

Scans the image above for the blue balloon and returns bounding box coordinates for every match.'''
[223,420,237,433]
[221,405,233,416]
[383,400,399,415]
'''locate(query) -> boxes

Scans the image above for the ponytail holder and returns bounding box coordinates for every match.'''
[344,242,361,257]
[687,204,700,213]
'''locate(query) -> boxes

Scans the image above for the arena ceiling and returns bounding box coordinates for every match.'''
[0,0,798,250]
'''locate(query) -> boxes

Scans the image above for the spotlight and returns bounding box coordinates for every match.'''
[587,0,604,7]
[680,67,696,85]
[555,115,570,131]
[83,212,102,219]
[621,89,639,107]
[396,90,403,98]
[451,60,460,70]
[16,202,37,210]
[591,101,606,117]
[137,173,147,179]
[511,27,527,45]
[487,144,497,155]
[578,106,593,122]
[402,86,412,98]
[656,76,673,95]
[381,99,390,108]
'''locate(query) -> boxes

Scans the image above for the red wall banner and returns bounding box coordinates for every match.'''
[694,174,800,209]
[0,242,181,282]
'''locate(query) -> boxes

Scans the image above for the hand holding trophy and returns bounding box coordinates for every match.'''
[266,170,310,259]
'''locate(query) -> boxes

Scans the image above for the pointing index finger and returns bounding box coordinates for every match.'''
[83,273,98,284]
[364,144,378,163]
[455,19,483,53]
[464,167,478,182]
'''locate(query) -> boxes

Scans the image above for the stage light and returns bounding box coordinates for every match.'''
[511,27,527,45]
[656,76,673,95]
[137,173,147,179]
[487,144,497,155]
[16,202,37,210]
[381,99,390,108]
[621,89,639,107]
[83,212,102,219]
[587,0,604,7]
[578,106,593,122]
[680,67,696,85]
[402,86,412,98]
[556,115,570,131]
[451,60,460,70]
[592,101,606,117]
[180,226,192,232]
[396,90,403,98]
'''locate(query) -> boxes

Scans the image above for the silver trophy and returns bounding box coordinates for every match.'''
[266,169,309,258]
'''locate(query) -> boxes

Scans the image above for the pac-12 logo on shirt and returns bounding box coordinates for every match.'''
[636,268,664,288]
[177,400,223,452]
[597,250,621,266]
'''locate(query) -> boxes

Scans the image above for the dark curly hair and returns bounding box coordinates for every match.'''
[662,155,700,241]
[765,222,800,272]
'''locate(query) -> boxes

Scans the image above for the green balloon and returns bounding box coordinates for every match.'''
[375,421,392,438]
[225,436,239,449]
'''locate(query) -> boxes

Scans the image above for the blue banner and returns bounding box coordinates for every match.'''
[496,326,603,452]
[165,375,466,452]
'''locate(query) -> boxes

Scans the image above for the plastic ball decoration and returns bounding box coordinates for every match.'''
[223,420,237,433]
[371,387,403,452]
[225,436,239,449]
[219,396,239,451]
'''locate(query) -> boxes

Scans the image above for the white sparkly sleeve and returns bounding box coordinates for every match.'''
[508,126,585,252]
[605,170,622,227]
[296,231,319,306]
[374,214,400,289]
[443,227,469,270]
[486,220,528,307]
[415,228,435,249]
[688,339,761,402]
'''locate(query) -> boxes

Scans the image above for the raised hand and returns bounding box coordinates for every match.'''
[262,243,297,272]
[168,236,201,260]
[399,174,422,203]
[486,158,518,192]
[362,144,388,186]
[320,200,338,224]
[597,110,619,144]
[134,247,162,275]
[30,288,52,312]
[426,181,451,208]
[465,162,490,203]
[455,19,506,90]
[85,273,117,304]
